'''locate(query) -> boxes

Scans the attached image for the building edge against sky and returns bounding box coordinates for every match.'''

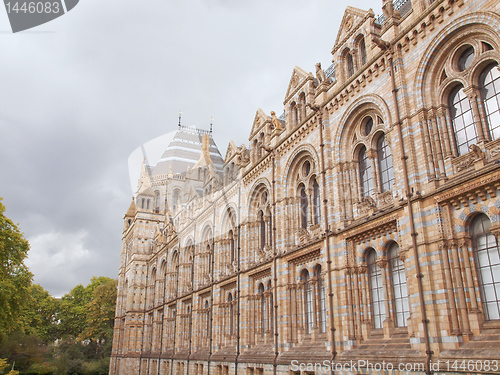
[111,0,500,374]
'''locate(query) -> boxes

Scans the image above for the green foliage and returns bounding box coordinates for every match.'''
[79,279,117,344]
[0,198,33,337]
[0,332,52,374]
[20,284,59,343]
[0,197,119,374]
[58,277,116,340]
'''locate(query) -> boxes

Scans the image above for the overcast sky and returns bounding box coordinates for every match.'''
[0,0,377,297]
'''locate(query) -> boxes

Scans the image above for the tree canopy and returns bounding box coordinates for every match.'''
[0,198,33,338]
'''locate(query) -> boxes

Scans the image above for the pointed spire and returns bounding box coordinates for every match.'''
[125,197,137,218]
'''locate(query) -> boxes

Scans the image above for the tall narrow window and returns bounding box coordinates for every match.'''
[204,300,210,339]
[173,190,179,211]
[313,179,321,225]
[480,64,500,140]
[389,243,409,327]
[268,212,272,246]
[347,53,354,77]
[259,284,267,335]
[302,270,314,333]
[229,230,235,263]
[359,146,373,198]
[299,184,309,229]
[316,266,327,333]
[228,293,234,337]
[449,85,477,156]
[359,38,367,65]
[259,211,266,249]
[377,134,394,192]
[471,214,500,320]
[367,249,385,329]
[154,191,160,213]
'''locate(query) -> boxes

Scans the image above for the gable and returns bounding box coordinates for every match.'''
[248,108,270,141]
[284,66,313,103]
[224,140,238,163]
[332,6,374,56]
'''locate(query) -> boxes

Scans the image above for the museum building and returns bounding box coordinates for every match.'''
[110,0,500,374]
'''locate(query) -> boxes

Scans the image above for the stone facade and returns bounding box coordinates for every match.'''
[110,0,500,374]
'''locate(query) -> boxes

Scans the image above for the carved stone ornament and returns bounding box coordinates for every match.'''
[356,196,376,216]
[234,144,250,167]
[377,190,394,207]
[454,154,475,172]
[295,228,310,245]
[270,111,284,131]
[315,62,327,83]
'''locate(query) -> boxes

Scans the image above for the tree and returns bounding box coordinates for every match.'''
[80,278,117,343]
[19,284,59,342]
[0,197,33,338]
[58,276,115,339]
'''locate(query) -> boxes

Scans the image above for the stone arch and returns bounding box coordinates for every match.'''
[413,12,500,109]
[333,94,393,164]
[282,144,320,195]
[455,202,500,233]
[247,178,272,215]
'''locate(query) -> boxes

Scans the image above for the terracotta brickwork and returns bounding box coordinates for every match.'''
[110,0,500,374]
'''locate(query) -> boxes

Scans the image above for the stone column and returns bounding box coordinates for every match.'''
[438,106,453,157]
[465,88,486,142]
[368,149,380,195]
[353,268,363,341]
[451,242,471,335]
[346,269,355,340]
[377,259,393,339]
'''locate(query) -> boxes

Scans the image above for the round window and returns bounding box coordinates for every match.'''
[302,160,311,177]
[363,117,373,135]
[458,46,474,72]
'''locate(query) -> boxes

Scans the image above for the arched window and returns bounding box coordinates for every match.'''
[299,184,308,229]
[229,230,235,263]
[313,179,321,225]
[449,85,477,156]
[268,212,272,246]
[259,211,265,249]
[347,53,354,77]
[471,214,500,320]
[258,283,267,336]
[173,190,180,211]
[204,300,210,337]
[154,191,160,213]
[293,103,299,126]
[367,249,385,329]
[359,38,367,66]
[315,265,327,333]
[303,270,314,333]
[388,243,409,327]
[228,293,234,337]
[480,63,500,140]
[359,146,373,198]
[377,134,394,192]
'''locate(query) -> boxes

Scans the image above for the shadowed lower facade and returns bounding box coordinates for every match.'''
[110,0,500,374]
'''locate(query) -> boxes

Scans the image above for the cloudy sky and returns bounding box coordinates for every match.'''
[0,0,377,297]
